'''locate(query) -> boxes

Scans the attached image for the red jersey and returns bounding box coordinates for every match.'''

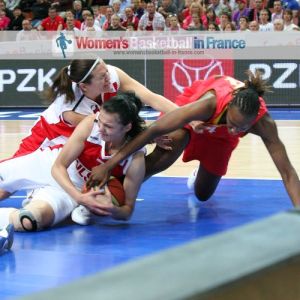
[176,75,268,176]
[12,65,120,158]
[41,15,64,31]
[68,113,146,186]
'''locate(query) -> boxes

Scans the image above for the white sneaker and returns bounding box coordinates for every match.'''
[71,205,92,226]
[0,224,14,254]
[187,167,198,190]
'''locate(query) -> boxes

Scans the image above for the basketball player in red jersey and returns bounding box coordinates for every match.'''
[87,71,300,208]
[0,93,146,239]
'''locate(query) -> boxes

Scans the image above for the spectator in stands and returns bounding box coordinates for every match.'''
[224,21,237,30]
[202,7,220,29]
[31,0,51,28]
[84,14,102,31]
[282,0,299,19]
[50,0,74,16]
[138,1,165,31]
[207,0,227,17]
[283,8,299,30]
[248,19,259,30]
[64,10,81,29]
[271,0,283,22]
[158,0,178,19]
[131,0,145,19]
[38,7,64,31]
[80,9,94,30]
[207,21,220,30]
[121,6,139,30]
[165,13,183,30]
[73,0,84,22]
[16,18,41,41]
[102,6,114,30]
[106,13,126,30]
[238,15,250,30]
[95,5,107,28]
[218,9,232,30]
[259,8,274,30]
[0,9,10,30]
[63,15,81,33]
[111,0,124,18]
[273,18,284,30]
[182,2,205,30]
[109,0,131,15]
[0,0,13,21]
[248,0,271,22]
[186,13,205,30]
[8,6,24,30]
[232,0,250,28]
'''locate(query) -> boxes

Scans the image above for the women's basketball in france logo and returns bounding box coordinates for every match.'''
[52,32,74,58]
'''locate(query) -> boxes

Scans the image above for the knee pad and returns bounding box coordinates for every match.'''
[10,209,43,232]
[19,209,39,231]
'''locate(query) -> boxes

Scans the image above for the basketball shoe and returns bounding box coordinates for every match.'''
[0,224,14,254]
[187,167,198,190]
[71,205,92,226]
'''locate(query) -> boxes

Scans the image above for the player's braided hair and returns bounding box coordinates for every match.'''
[230,70,271,117]
[102,91,146,139]
[43,59,101,103]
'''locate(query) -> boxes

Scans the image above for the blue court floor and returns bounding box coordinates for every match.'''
[0,108,299,299]
[0,177,293,299]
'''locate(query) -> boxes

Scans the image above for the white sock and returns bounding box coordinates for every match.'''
[0,208,15,228]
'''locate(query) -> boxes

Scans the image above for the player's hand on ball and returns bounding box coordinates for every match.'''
[79,188,113,216]
[86,164,111,190]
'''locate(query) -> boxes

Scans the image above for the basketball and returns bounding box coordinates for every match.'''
[82,177,125,207]
[107,177,126,207]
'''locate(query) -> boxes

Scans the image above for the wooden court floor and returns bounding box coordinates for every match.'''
[1,110,300,179]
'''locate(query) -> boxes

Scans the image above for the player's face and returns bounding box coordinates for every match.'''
[86,63,111,99]
[98,109,130,145]
[226,105,254,135]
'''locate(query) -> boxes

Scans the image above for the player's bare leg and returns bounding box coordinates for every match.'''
[194,165,222,201]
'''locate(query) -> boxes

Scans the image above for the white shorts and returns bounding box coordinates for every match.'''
[28,186,78,225]
[0,148,81,226]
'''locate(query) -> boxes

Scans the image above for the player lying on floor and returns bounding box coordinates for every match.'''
[0,92,146,240]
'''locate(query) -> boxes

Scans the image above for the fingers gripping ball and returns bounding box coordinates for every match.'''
[82,177,125,207]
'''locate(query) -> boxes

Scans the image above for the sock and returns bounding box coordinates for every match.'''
[0,208,15,228]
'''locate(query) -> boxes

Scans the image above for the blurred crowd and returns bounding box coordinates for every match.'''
[0,0,299,32]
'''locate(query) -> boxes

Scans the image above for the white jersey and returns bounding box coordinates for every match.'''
[0,115,145,225]
[12,65,120,157]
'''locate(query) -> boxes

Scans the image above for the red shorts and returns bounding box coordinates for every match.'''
[183,127,240,177]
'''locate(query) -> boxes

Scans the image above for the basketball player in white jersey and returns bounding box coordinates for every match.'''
[0,92,146,251]
[0,57,177,201]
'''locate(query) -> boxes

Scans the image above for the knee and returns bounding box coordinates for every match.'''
[194,189,213,202]
[9,207,50,232]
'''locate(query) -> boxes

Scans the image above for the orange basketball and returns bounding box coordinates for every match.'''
[107,177,126,207]
[82,177,125,207]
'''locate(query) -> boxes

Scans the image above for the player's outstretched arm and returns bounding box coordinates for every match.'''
[251,114,300,207]
[116,67,178,113]
[87,91,216,188]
